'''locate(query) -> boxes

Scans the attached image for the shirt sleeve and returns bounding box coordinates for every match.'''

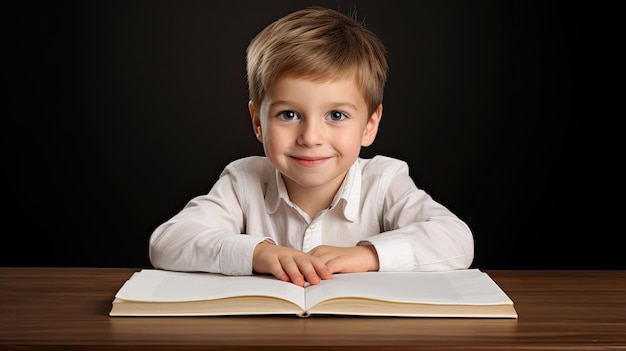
[149,159,268,275]
[359,157,474,271]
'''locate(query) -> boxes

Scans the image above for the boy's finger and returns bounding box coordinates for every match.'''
[312,260,333,278]
[296,259,321,285]
[279,257,305,286]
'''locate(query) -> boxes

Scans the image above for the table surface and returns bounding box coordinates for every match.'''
[1,268,625,350]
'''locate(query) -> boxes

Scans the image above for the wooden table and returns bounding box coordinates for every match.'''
[1,268,625,350]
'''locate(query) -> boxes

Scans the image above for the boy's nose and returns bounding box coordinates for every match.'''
[297,119,324,147]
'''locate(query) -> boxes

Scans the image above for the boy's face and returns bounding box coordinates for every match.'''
[249,76,381,195]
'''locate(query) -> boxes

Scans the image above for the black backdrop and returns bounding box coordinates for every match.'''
[5,1,621,269]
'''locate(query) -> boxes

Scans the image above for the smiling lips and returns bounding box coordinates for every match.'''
[291,156,330,167]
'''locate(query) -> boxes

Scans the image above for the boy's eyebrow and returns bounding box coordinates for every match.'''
[268,100,291,107]
[269,100,361,111]
[328,102,360,111]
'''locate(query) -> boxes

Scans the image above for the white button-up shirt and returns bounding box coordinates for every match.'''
[149,156,474,275]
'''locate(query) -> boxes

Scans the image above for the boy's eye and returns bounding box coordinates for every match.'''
[328,111,347,121]
[278,111,299,121]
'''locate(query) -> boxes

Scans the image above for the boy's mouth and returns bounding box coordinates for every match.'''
[291,156,330,167]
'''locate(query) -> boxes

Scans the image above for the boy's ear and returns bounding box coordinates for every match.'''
[361,104,382,147]
[249,101,263,142]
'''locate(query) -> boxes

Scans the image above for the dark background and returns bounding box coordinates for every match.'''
[5,1,621,269]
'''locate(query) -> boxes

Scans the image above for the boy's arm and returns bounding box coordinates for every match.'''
[367,169,474,271]
[353,156,474,272]
[149,167,265,275]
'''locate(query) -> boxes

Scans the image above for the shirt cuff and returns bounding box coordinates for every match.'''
[220,235,271,275]
[360,235,413,271]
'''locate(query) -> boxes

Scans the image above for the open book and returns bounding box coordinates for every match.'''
[109,268,517,318]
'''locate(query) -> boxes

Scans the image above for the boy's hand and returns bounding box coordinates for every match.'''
[308,245,380,273]
[253,242,333,286]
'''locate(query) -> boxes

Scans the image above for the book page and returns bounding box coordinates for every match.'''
[304,269,513,309]
[114,269,306,309]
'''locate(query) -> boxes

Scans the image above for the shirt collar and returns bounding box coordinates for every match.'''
[265,159,362,222]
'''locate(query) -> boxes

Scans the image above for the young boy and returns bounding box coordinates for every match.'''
[149,6,474,287]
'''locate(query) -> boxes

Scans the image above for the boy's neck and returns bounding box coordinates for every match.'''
[283,175,345,219]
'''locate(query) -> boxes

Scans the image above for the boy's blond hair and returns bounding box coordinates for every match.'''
[246,6,388,116]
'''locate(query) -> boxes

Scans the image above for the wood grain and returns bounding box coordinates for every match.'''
[1,268,625,350]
